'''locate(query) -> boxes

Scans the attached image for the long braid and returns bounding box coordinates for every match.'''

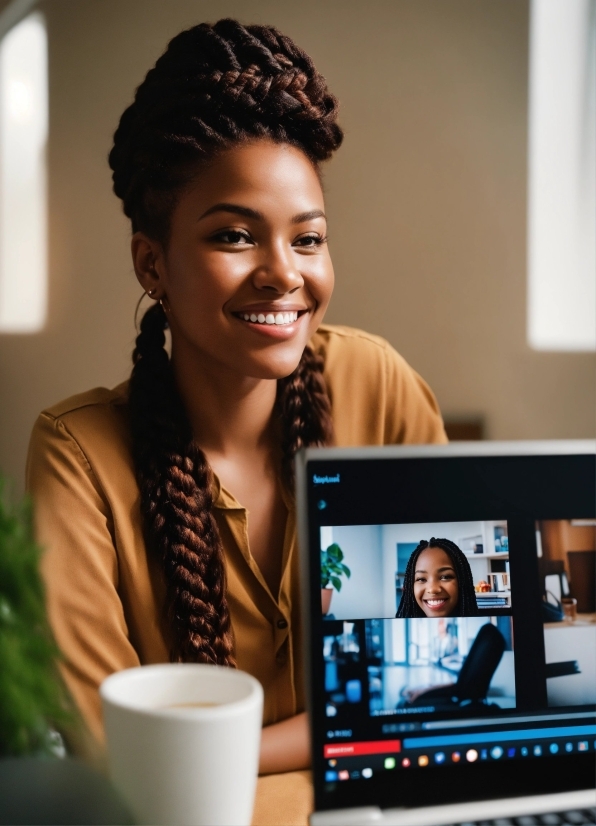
[112,20,341,663]
[277,345,333,487]
[396,538,478,618]
[130,303,235,664]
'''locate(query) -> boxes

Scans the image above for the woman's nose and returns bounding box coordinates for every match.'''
[251,242,303,294]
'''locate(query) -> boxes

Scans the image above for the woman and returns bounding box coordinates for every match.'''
[396,538,478,618]
[27,19,447,776]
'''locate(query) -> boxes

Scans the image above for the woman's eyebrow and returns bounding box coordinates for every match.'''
[415,565,455,574]
[197,203,326,223]
[292,208,326,223]
[198,203,263,221]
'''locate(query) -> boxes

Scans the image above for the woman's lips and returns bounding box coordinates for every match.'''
[232,308,309,339]
[424,598,449,610]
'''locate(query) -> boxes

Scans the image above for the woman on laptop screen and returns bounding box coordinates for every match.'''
[396,538,479,617]
[26,19,447,783]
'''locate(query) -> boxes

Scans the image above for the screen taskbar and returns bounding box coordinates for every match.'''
[322,722,596,785]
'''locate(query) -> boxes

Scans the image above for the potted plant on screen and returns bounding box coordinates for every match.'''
[320,543,351,616]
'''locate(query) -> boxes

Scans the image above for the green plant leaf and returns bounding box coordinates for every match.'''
[330,575,342,592]
[326,543,343,562]
[0,479,72,757]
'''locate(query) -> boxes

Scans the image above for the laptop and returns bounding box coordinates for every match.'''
[296,441,596,826]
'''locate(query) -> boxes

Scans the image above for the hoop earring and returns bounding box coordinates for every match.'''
[147,288,157,297]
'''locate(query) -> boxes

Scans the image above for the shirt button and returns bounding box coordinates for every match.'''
[276,618,288,629]
[276,650,287,666]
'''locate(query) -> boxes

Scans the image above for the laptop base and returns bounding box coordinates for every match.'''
[311,773,595,824]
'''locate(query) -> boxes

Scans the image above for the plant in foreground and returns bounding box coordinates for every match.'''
[0,480,69,757]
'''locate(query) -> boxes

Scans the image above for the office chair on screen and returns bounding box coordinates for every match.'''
[403,623,506,710]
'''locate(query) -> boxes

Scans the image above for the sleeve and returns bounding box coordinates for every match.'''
[381,343,449,445]
[26,412,141,746]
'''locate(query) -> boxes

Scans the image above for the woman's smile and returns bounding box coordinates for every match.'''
[231,303,310,339]
[424,597,449,609]
[237,311,300,326]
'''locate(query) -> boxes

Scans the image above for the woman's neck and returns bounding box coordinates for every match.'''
[171,345,279,457]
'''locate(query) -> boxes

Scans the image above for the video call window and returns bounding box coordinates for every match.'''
[320,521,511,621]
[367,617,515,717]
[322,616,515,722]
[538,519,596,708]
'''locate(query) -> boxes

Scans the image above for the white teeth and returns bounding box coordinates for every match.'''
[426,599,446,606]
[240,311,300,325]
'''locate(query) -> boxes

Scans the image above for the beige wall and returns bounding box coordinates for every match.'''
[0,0,594,492]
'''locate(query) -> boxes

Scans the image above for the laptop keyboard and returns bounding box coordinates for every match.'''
[454,808,596,825]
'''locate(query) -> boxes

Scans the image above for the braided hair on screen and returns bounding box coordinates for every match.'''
[110,20,340,664]
[395,538,479,618]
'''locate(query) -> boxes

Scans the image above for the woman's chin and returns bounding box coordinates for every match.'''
[241,347,309,381]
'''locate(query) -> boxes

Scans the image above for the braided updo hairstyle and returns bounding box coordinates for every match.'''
[109,20,342,665]
[396,538,479,618]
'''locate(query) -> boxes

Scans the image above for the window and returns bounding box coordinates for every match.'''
[527,0,596,351]
[0,12,48,333]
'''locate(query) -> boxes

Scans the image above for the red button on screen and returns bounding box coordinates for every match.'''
[324,740,401,758]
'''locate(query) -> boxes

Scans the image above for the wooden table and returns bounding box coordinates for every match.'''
[252,770,313,826]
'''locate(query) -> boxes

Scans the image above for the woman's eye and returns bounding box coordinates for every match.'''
[212,229,252,245]
[293,233,327,248]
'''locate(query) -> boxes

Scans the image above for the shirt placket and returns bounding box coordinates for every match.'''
[213,477,296,722]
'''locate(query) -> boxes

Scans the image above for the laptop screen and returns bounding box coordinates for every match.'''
[296,443,596,812]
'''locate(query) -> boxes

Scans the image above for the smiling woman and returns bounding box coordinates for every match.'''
[396,538,479,618]
[25,18,447,783]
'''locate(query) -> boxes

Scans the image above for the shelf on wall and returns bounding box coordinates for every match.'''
[476,591,511,598]
[464,552,509,560]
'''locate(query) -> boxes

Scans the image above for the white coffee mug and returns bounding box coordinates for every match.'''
[100,663,263,826]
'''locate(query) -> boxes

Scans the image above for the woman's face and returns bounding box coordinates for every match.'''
[413,547,459,617]
[138,140,334,381]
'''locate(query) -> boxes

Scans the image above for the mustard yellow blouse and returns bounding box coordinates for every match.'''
[26,324,447,746]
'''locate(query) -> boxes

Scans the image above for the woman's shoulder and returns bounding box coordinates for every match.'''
[28,382,133,485]
[40,382,129,423]
[310,323,447,445]
[310,322,398,358]
[310,322,425,389]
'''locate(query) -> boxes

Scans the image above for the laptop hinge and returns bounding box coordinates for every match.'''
[310,806,385,825]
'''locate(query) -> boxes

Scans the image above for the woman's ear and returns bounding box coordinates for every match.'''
[131,232,165,299]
